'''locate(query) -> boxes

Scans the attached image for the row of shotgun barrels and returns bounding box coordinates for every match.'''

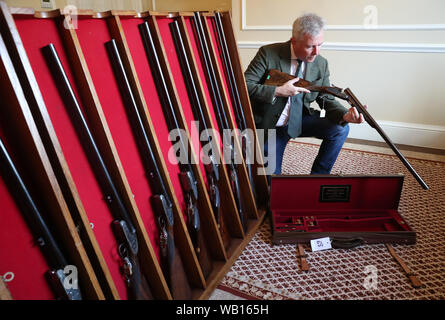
[0,10,261,300]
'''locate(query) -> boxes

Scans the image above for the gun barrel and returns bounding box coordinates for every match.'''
[138,22,198,198]
[169,20,222,193]
[192,13,230,133]
[213,12,247,131]
[105,39,173,208]
[344,88,429,190]
[0,137,67,269]
[192,12,248,230]
[0,137,83,300]
[41,43,139,230]
[169,21,208,133]
[41,43,154,299]
[214,12,256,201]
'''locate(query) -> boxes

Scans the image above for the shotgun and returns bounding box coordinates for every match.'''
[169,20,231,249]
[213,12,257,203]
[104,38,193,299]
[138,21,213,281]
[0,137,82,300]
[41,43,153,300]
[192,12,249,231]
[264,68,429,190]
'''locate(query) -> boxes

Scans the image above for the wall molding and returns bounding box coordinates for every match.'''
[348,121,445,150]
[241,0,445,31]
[237,41,445,53]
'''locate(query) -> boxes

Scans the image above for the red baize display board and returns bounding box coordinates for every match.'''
[73,17,161,259]
[13,15,130,299]
[270,175,416,245]
[154,16,209,186]
[183,16,235,152]
[0,128,54,300]
[119,17,188,223]
[205,15,240,132]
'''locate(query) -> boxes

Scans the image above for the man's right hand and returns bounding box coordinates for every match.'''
[274,77,310,97]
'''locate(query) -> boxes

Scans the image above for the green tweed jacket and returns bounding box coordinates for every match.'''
[244,40,348,132]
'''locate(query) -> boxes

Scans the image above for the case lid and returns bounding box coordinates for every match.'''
[270,175,404,211]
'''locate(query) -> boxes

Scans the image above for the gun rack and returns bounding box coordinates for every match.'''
[0,2,268,300]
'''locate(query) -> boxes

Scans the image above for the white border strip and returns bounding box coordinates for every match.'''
[237,41,445,53]
[241,0,445,31]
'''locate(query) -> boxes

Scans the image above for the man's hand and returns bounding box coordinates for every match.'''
[274,77,310,97]
[343,105,367,124]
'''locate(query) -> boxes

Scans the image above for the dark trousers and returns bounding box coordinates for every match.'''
[264,111,350,177]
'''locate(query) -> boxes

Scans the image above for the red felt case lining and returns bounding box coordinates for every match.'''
[14,16,128,299]
[270,176,411,233]
[0,127,54,300]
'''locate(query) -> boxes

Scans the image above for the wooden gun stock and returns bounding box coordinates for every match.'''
[265,68,312,88]
[264,69,429,190]
[264,69,348,100]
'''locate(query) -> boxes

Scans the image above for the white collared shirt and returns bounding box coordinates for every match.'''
[275,47,305,127]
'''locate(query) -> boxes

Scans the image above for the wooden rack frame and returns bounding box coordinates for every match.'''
[0,27,103,300]
[211,11,269,207]
[0,3,267,300]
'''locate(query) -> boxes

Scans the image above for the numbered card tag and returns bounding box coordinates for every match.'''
[310,237,332,252]
[320,109,326,118]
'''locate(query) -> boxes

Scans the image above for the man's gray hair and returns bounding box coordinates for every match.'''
[292,13,325,40]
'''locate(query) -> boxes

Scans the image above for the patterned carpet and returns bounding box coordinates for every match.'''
[217,141,445,300]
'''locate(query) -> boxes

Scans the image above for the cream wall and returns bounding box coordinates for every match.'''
[5,0,445,148]
[232,0,445,149]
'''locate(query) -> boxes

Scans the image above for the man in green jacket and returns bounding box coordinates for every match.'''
[245,13,365,176]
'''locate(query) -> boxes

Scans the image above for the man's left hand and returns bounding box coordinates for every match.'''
[343,106,367,124]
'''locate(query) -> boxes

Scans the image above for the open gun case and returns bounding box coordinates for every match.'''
[271,175,416,247]
[0,2,268,300]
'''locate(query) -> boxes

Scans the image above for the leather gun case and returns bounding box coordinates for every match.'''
[270,175,416,247]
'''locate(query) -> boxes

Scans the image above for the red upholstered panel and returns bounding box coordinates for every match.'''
[155,16,208,186]
[184,17,223,152]
[270,175,410,232]
[14,15,127,299]
[74,17,162,262]
[119,17,187,220]
[270,176,403,211]
[0,128,54,300]
[206,16,239,130]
